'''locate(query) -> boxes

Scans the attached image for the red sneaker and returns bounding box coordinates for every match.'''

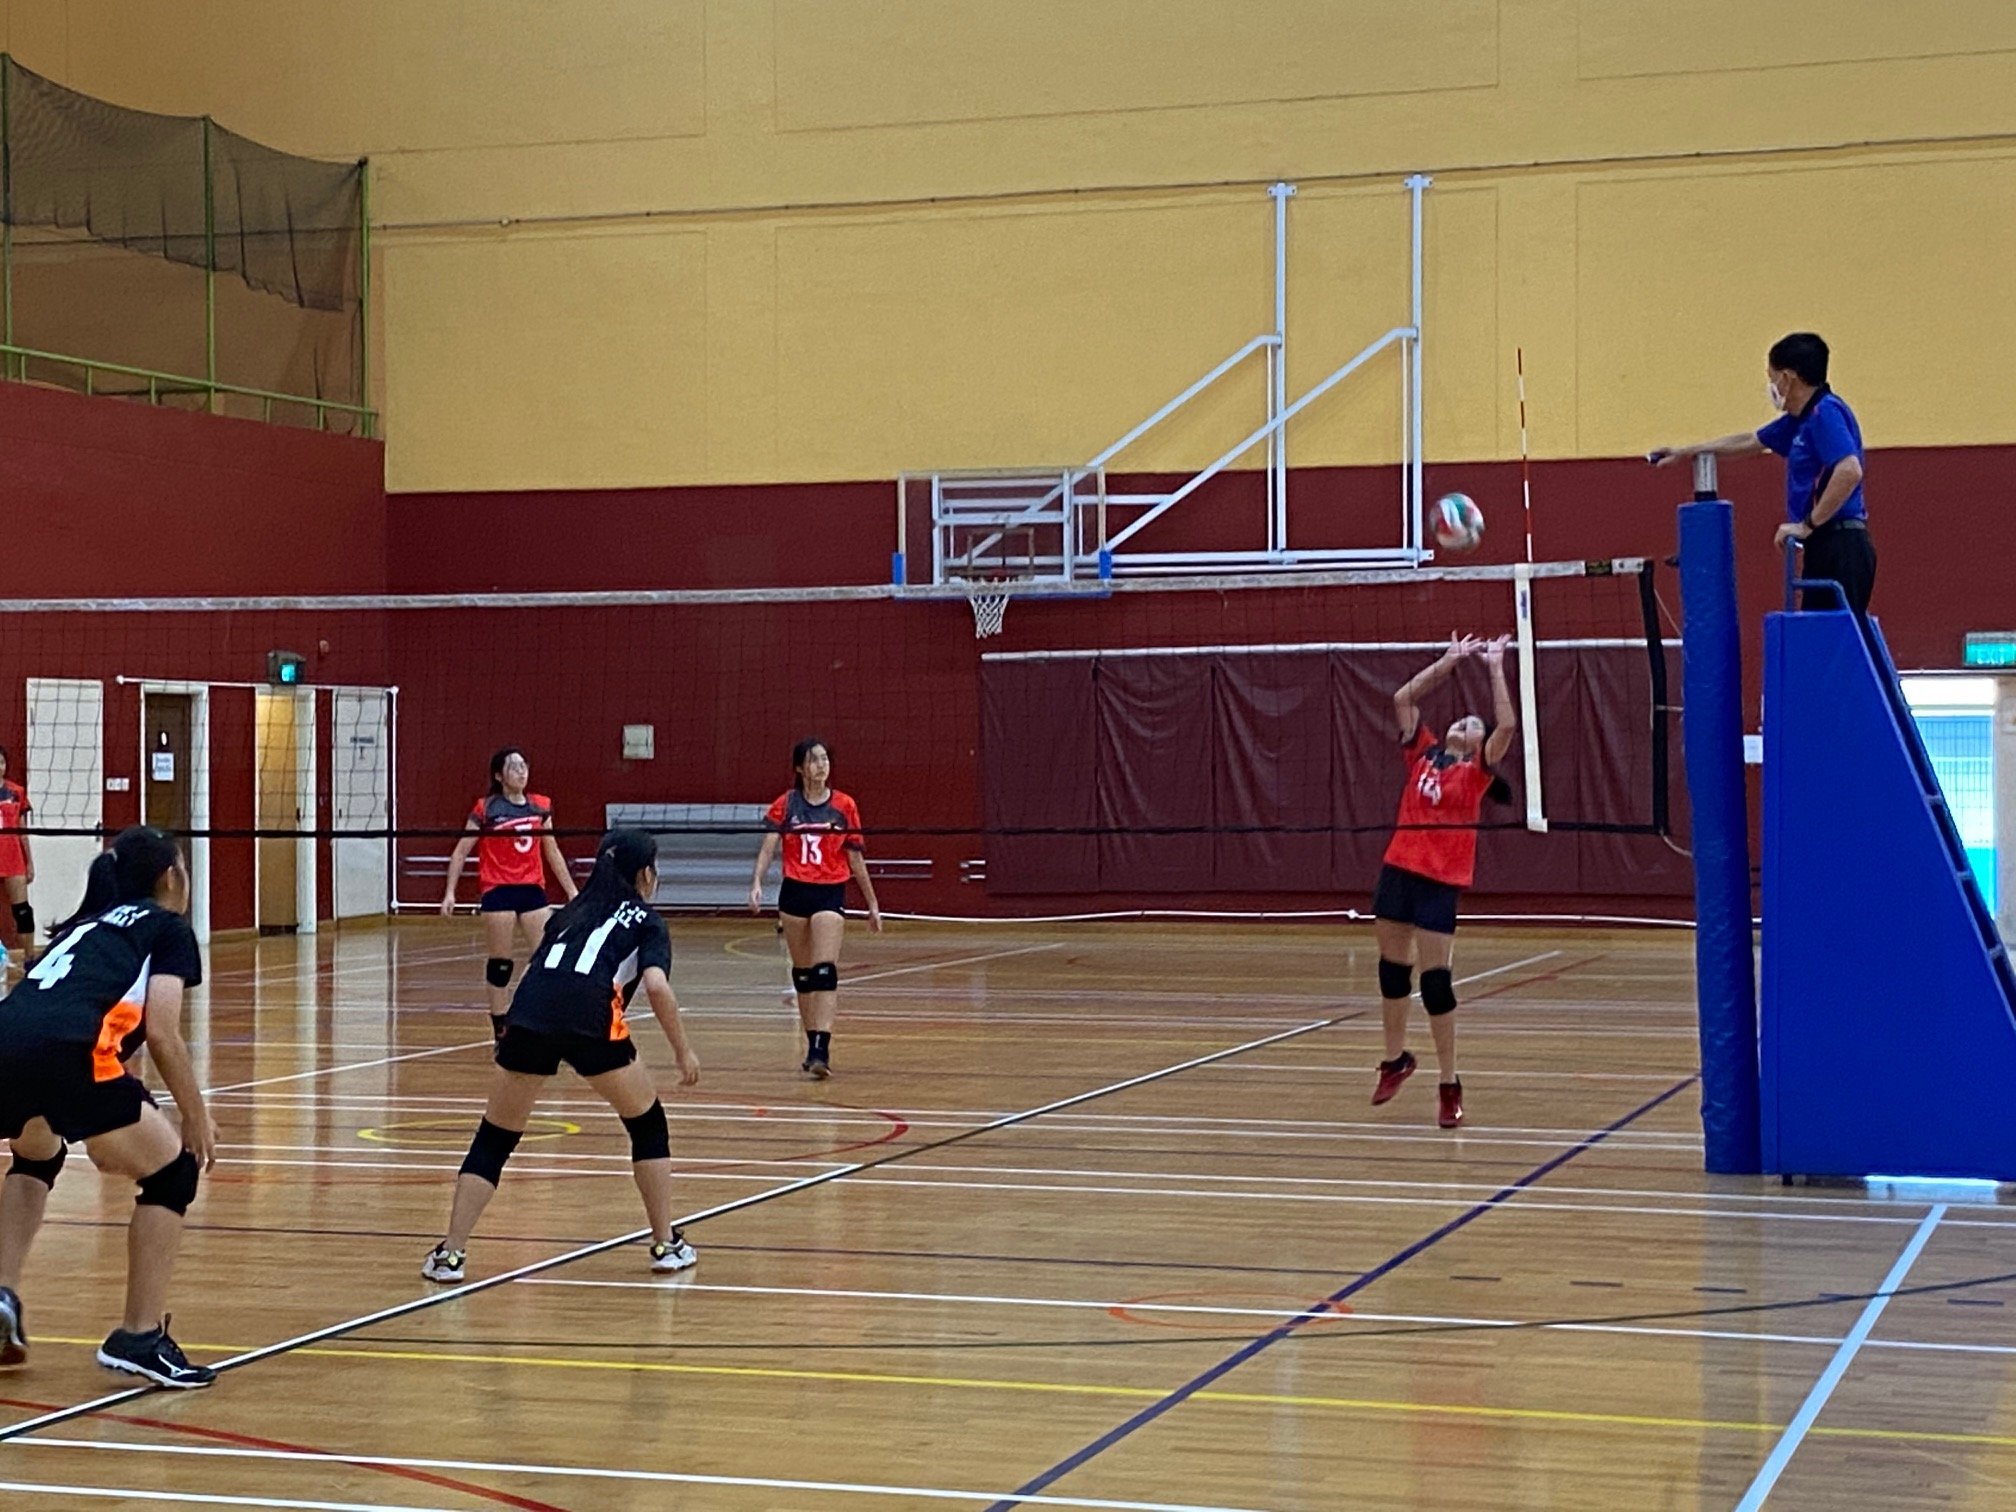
[1438,1080,1465,1129]
[1371,1051,1417,1106]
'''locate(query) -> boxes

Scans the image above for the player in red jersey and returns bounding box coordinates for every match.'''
[440,747,579,1037]
[748,737,882,1079]
[1369,634,1515,1129]
[0,745,37,968]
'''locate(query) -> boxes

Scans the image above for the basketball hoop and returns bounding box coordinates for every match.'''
[968,590,1009,639]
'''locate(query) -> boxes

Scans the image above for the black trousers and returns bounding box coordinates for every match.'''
[1800,524,1876,616]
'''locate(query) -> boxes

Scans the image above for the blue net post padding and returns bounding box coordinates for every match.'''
[1679,498,1762,1174]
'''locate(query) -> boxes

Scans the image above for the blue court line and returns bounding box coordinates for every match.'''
[985,1073,1699,1511]
[1734,1203,1946,1511]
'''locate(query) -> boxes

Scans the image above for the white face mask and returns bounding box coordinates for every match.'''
[1766,379,1787,413]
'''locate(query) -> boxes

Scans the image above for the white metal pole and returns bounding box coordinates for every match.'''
[1406,174,1430,559]
[1270,182,1294,558]
[1400,336,1411,552]
[1513,565,1548,833]
[1517,347,1536,565]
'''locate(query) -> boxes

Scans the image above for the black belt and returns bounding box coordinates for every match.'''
[1808,516,1867,533]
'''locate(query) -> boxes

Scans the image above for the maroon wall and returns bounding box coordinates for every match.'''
[0,382,386,597]
[382,447,2001,917]
[0,386,387,933]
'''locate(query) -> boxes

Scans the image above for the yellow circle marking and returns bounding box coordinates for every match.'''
[357,1117,580,1147]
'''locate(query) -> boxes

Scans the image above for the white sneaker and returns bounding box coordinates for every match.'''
[421,1244,466,1283]
[649,1230,697,1273]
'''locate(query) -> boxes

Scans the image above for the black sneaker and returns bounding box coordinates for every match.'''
[0,1286,26,1367]
[808,1050,832,1081]
[96,1316,215,1389]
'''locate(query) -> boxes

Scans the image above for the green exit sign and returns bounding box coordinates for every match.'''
[1963,634,2016,667]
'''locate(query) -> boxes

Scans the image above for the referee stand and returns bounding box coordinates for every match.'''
[1680,459,2016,1182]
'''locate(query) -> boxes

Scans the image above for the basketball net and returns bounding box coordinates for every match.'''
[968,590,1009,639]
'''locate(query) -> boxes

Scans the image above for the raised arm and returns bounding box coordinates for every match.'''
[1394,634,1479,739]
[438,816,481,916]
[1481,636,1517,766]
[1648,432,1769,467]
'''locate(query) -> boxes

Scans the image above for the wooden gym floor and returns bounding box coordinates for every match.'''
[1,919,2012,1510]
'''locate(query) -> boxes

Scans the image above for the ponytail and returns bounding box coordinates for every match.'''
[543,828,657,937]
[50,825,181,941]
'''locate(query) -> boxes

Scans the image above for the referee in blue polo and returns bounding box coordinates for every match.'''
[1651,332,1873,614]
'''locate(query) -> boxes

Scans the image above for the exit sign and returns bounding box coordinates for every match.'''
[1963,634,2016,667]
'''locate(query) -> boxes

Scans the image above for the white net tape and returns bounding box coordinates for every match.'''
[969,592,1009,639]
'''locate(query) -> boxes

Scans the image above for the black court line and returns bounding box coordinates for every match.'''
[0,1005,1377,1444]
[984,1073,1699,1511]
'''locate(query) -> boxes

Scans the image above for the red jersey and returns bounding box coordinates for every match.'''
[766,788,864,886]
[1382,724,1501,890]
[0,779,31,878]
[469,791,553,890]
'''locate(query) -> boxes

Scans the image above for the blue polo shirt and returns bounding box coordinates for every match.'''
[1756,388,1865,524]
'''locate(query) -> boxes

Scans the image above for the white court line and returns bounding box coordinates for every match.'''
[0,1001,1362,1443]
[12,1441,1273,1512]
[201,1040,489,1096]
[0,1484,458,1512]
[1736,1204,1948,1510]
[520,1277,2016,1358]
[204,1153,1893,1225]
[194,940,1067,1100]
[841,941,1065,980]
[1218,1065,1693,1080]
[206,1097,1694,1145]
[196,1145,1959,1225]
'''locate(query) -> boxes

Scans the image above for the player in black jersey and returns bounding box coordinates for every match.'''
[0,826,216,1388]
[422,829,702,1283]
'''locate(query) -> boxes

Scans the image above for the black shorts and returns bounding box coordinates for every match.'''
[495,1024,638,1079]
[778,878,847,919]
[481,884,550,915]
[0,1045,154,1144]
[1372,864,1462,936]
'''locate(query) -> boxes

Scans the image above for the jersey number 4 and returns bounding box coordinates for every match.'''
[25,920,98,989]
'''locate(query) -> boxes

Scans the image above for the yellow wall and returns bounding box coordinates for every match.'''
[4,0,2015,490]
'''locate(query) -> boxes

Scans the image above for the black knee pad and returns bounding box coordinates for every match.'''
[9,1144,66,1189]
[807,961,838,993]
[10,902,32,938]
[622,1100,670,1163]
[459,1117,522,1186]
[136,1150,200,1215]
[790,965,818,995]
[1377,959,1414,1002]
[485,956,515,990]
[1421,968,1457,1017]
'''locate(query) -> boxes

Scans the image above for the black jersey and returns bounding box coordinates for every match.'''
[508,895,670,1041]
[7,901,202,1076]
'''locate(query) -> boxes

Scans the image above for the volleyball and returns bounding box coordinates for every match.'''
[1433,492,1485,553]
